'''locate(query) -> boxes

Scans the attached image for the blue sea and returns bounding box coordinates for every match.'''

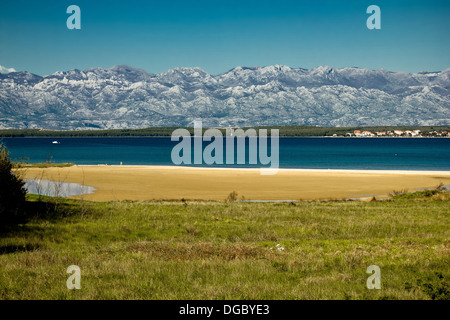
[1,137,449,171]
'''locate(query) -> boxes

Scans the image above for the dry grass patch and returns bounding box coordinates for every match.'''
[126,241,272,261]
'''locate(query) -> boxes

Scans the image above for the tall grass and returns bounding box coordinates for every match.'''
[0,193,449,300]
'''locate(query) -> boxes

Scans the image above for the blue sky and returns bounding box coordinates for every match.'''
[0,0,449,75]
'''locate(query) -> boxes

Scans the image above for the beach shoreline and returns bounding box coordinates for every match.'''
[82,164,450,175]
[18,165,450,202]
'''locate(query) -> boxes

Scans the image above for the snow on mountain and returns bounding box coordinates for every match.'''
[0,65,449,129]
[0,65,16,74]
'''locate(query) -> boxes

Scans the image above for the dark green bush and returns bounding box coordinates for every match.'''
[0,144,27,226]
[415,273,450,300]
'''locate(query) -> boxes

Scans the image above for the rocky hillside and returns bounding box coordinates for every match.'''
[0,65,448,129]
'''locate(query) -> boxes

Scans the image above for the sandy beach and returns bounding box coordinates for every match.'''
[19,165,450,201]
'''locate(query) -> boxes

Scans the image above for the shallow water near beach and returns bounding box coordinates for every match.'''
[24,179,96,197]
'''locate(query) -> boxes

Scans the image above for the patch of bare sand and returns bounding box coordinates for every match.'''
[21,165,450,201]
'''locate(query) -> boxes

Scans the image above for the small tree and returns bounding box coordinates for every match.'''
[0,144,27,226]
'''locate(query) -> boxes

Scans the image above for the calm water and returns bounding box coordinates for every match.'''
[1,137,449,171]
[24,179,96,197]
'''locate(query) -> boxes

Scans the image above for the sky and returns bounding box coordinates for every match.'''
[0,0,449,76]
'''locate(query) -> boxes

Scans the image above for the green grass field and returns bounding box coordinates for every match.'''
[0,191,449,300]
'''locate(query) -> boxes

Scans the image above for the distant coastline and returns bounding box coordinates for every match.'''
[1,125,449,138]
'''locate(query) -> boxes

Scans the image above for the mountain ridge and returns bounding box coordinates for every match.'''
[0,65,449,130]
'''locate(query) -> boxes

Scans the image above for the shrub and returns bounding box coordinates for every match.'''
[225,191,238,203]
[392,189,441,200]
[0,144,27,226]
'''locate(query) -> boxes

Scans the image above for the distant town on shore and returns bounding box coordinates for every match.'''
[345,129,448,137]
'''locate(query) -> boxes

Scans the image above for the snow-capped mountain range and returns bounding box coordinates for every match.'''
[0,64,449,129]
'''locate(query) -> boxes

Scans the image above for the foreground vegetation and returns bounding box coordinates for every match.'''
[0,125,449,137]
[0,144,27,226]
[0,190,449,300]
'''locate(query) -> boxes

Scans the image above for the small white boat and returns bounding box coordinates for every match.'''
[52,141,60,144]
